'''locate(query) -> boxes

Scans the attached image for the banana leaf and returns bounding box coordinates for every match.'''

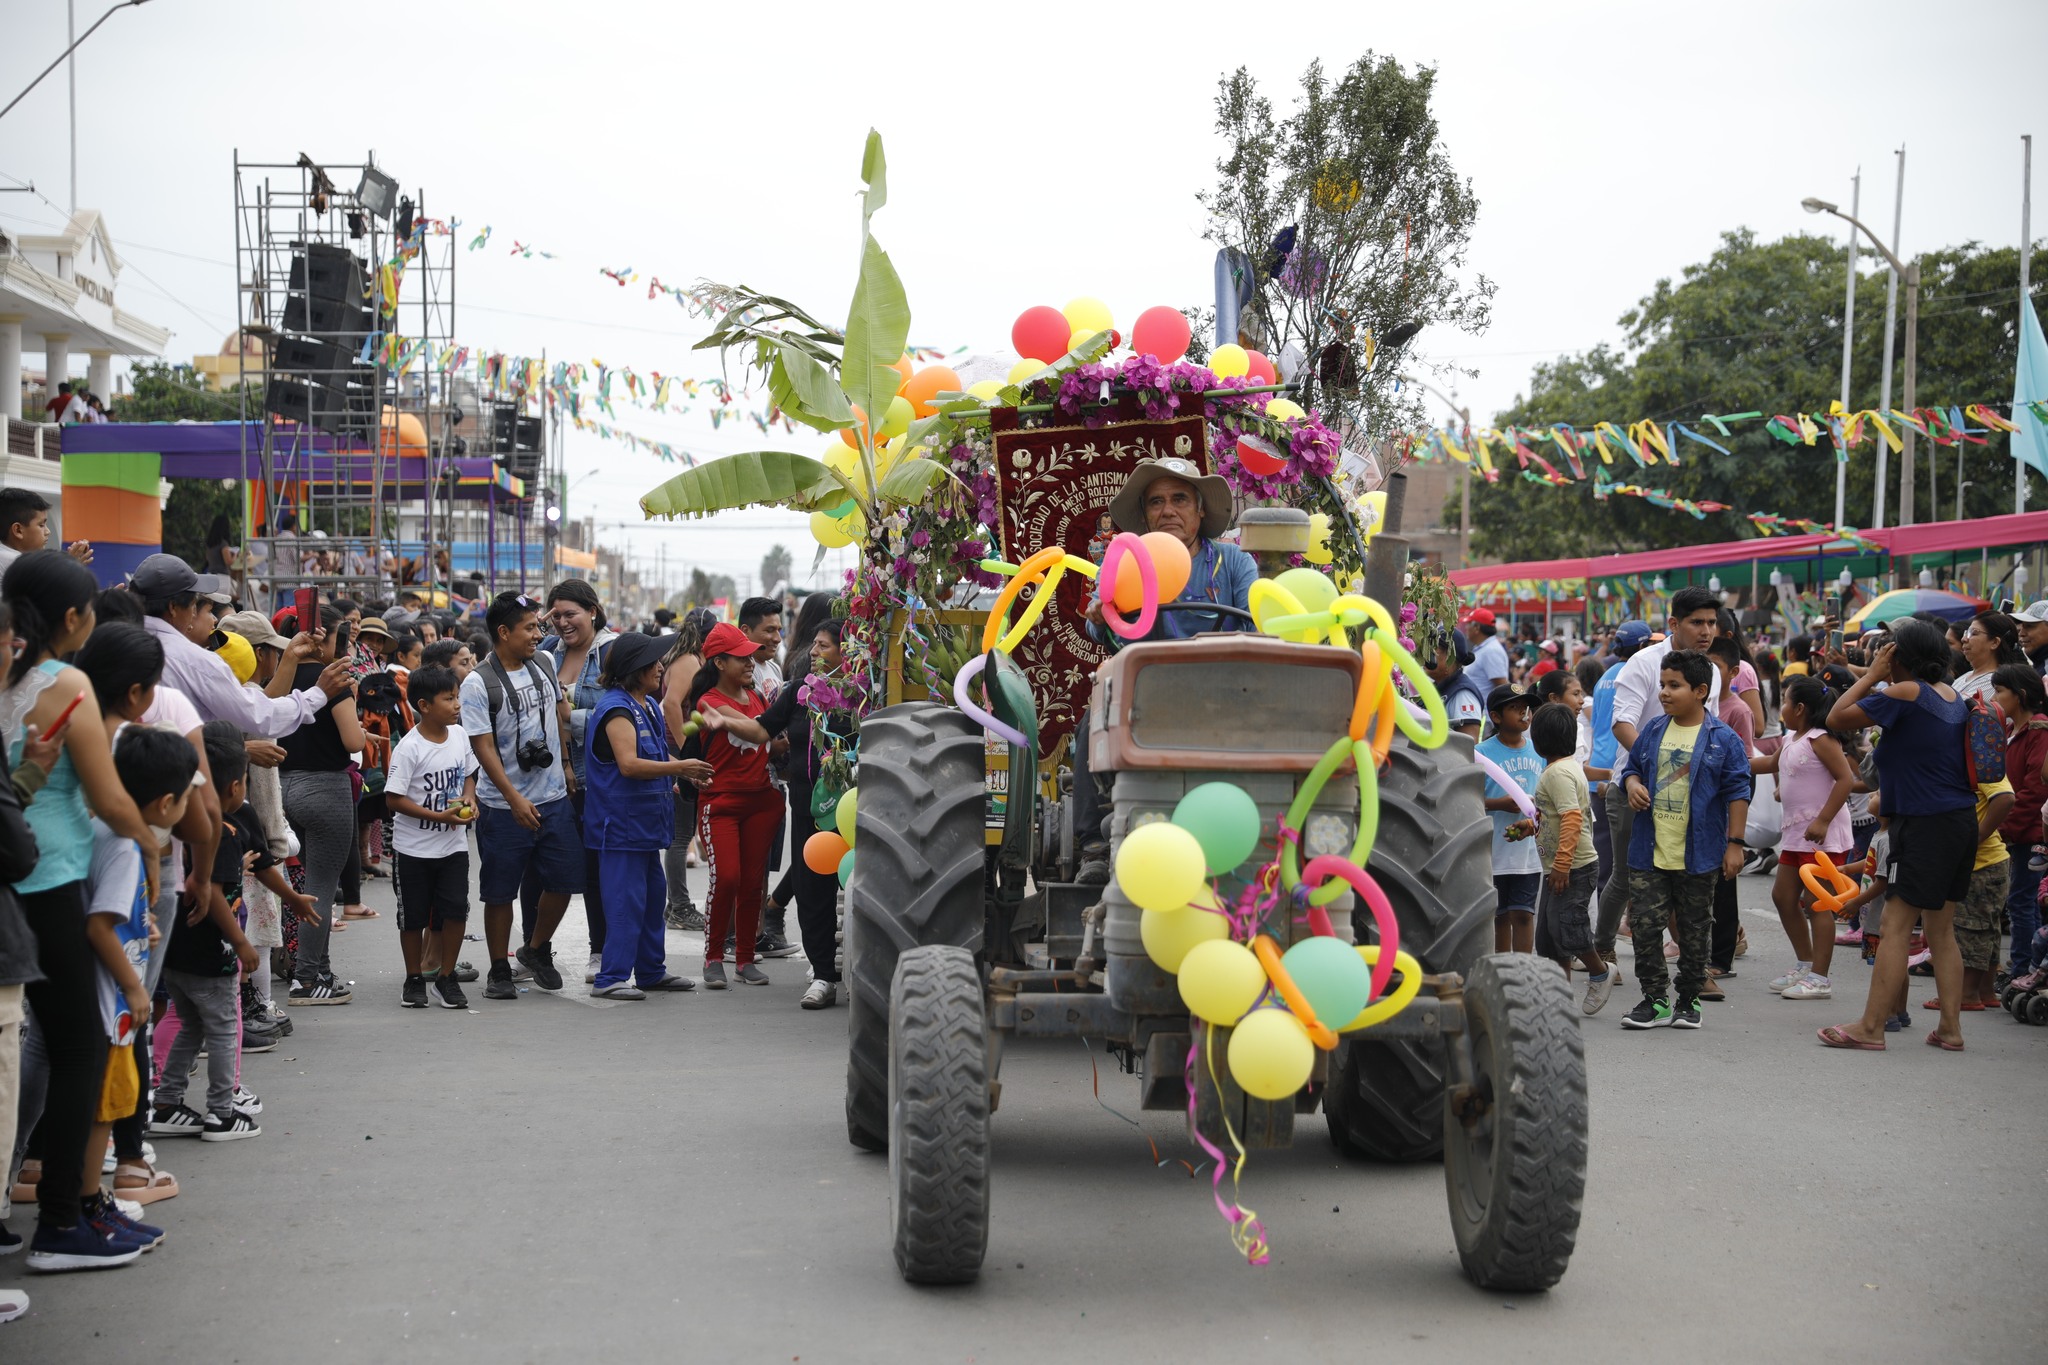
[639,450,845,519]
[839,232,910,447]
[877,456,967,505]
[768,347,855,434]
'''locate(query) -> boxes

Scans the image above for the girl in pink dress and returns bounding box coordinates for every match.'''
[1748,676,1856,1000]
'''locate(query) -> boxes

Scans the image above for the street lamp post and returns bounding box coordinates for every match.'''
[1399,374,1471,566]
[1804,188,1920,531]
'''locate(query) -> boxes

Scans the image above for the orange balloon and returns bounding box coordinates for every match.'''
[1112,531,1193,611]
[887,354,914,396]
[837,404,871,448]
[804,830,850,874]
[901,366,959,417]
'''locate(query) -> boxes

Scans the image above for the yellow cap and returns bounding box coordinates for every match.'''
[215,629,257,684]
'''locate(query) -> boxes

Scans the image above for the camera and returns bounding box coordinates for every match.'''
[515,738,555,772]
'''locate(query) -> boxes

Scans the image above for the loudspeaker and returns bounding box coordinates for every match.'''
[501,449,542,480]
[264,376,375,437]
[281,292,369,338]
[270,334,350,377]
[514,415,542,453]
[287,242,365,302]
[264,376,315,426]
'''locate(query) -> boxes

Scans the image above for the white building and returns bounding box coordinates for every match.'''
[1,208,169,418]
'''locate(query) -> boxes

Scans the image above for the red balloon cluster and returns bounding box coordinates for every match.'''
[1131,306,1191,363]
[1011,306,1070,366]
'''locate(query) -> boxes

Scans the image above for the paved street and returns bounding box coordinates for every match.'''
[6,865,2043,1363]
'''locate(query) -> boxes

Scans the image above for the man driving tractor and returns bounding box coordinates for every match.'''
[1074,456,1258,882]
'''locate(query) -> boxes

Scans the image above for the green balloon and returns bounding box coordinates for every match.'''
[1280,935,1371,1026]
[837,849,856,887]
[1173,782,1262,875]
[836,786,859,845]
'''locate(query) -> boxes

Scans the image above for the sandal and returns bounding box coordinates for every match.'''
[1924,1030,1965,1052]
[113,1160,179,1205]
[8,1158,38,1205]
[1921,998,1988,1011]
[0,1286,27,1326]
[341,905,380,920]
[1817,1025,1885,1051]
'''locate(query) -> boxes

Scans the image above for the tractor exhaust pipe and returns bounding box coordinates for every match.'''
[1363,470,1410,614]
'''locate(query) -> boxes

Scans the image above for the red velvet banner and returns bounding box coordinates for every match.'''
[991,411,1210,751]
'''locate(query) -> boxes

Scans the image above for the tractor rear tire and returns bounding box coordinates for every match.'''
[1444,953,1587,1292]
[845,702,988,1152]
[1325,734,1495,1162]
[889,945,991,1284]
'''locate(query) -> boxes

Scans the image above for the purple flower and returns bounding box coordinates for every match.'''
[891,556,913,578]
[1399,602,1418,625]
[909,529,931,549]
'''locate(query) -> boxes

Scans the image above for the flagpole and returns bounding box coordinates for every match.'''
[2020,133,2033,515]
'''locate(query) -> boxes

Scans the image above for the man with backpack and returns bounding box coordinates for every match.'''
[459,592,583,1001]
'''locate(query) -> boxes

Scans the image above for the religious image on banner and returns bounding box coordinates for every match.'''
[992,413,1211,749]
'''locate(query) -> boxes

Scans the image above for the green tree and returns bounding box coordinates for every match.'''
[759,543,793,595]
[1197,55,1496,442]
[682,567,737,611]
[110,361,243,566]
[1467,231,2048,560]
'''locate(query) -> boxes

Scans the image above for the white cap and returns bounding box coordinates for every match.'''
[2013,600,2048,625]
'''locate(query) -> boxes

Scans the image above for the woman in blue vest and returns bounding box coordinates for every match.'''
[582,633,712,999]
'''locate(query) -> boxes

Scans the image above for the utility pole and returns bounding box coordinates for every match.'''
[1835,170,1860,528]
[2022,133,2034,515]
[67,1,76,212]
[1871,148,1905,531]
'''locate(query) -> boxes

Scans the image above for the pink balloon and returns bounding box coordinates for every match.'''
[1245,350,1277,385]
[1012,306,1072,366]
[1131,306,1192,363]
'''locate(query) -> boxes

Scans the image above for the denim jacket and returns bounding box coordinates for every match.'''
[1624,712,1754,876]
[541,629,618,783]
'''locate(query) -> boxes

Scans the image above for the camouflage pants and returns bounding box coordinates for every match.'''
[1628,867,1718,1006]
[1954,862,2008,972]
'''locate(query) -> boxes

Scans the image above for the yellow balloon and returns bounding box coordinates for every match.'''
[967,380,1003,403]
[1139,903,1229,973]
[1227,1008,1314,1100]
[1114,822,1208,913]
[811,511,854,548]
[1356,490,1388,546]
[1177,938,1267,1025]
[1210,344,1250,379]
[836,787,858,845]
[1062,296,1113,336]
[1305,511,1334,566]
[880,395,913,439]
[1274,566,1338,616]
[1264,397,1306,422]
[1007,358,1050,385]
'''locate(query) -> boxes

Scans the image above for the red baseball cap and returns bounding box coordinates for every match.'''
[702,622,761,661]
[1462,607,1496,627]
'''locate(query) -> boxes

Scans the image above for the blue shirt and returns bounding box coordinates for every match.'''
[459,656,569,810]
[1086,537,1259,648]
[86,819,148,1044]
[1587,659,1626,791]
[1859,685,1973,816]
[1624,713,1754,875]
[1476,735,1545,875]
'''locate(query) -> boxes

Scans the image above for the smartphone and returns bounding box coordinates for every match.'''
[332,621,352,656]
[1828,593,1844,625]
[293,587,317,633]
[1828,628,1843,654]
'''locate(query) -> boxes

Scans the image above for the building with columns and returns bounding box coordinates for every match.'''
[1,209,169,419]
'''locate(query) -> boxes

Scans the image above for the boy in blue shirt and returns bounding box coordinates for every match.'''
[1477,686,1545,954]
[1618,650,1753,1030]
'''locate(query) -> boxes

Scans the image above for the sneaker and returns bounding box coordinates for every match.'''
[678,908,707,933]
[239,1024,280,1054]
[1671,1000,1703,1030]
[259,1002,294,1036]
[1835,927,1865,947]
[1076,857,1110,887]
[482,963,518,1001]
[289,975,352,1006]
[593,982,646,1000]
[1906,948,1932,969]
[89,1197,163,1251]
[231,1085,262,1116]
[401,975,429,1009]
[702,962,728,990]
[25,1219,141,1272]
[1769,966,1809,994]
[508,957,534,982]
[452,961,480,983]
[736,963,770,986]
[1663,941,1680,959]
[1581,970,1616,1016]
[1884,1011,1912,1033]
[427,974,468,1009]
[800,979,837,1010]
[1621,998,1673,1030]
[756,933,800,959]
[147,1104,206,1138]
[200,1111,261,1143]
[516,943,563,992]
[664,901,692,930]
[0,1225,22,1255]
[585,953,601,984]
[0,1286,27,1323]
[1781,973,1833,1000]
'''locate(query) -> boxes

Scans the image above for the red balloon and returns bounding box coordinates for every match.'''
[1131,306,1192,363]
[1237,434,1288,477]
[1012,306,1072,365]
[1245,350,1277,385]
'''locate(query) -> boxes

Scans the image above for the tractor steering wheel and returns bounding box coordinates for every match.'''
[1156,601,1258,629]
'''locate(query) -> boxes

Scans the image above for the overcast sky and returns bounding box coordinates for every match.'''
[2,0,2041,593]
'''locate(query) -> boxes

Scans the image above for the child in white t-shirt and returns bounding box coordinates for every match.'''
[385,666,478,1010]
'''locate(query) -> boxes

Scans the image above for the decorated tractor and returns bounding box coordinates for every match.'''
[639,132,1585,1291]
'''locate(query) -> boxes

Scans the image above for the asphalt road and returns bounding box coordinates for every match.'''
[5,864,2045,1363]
